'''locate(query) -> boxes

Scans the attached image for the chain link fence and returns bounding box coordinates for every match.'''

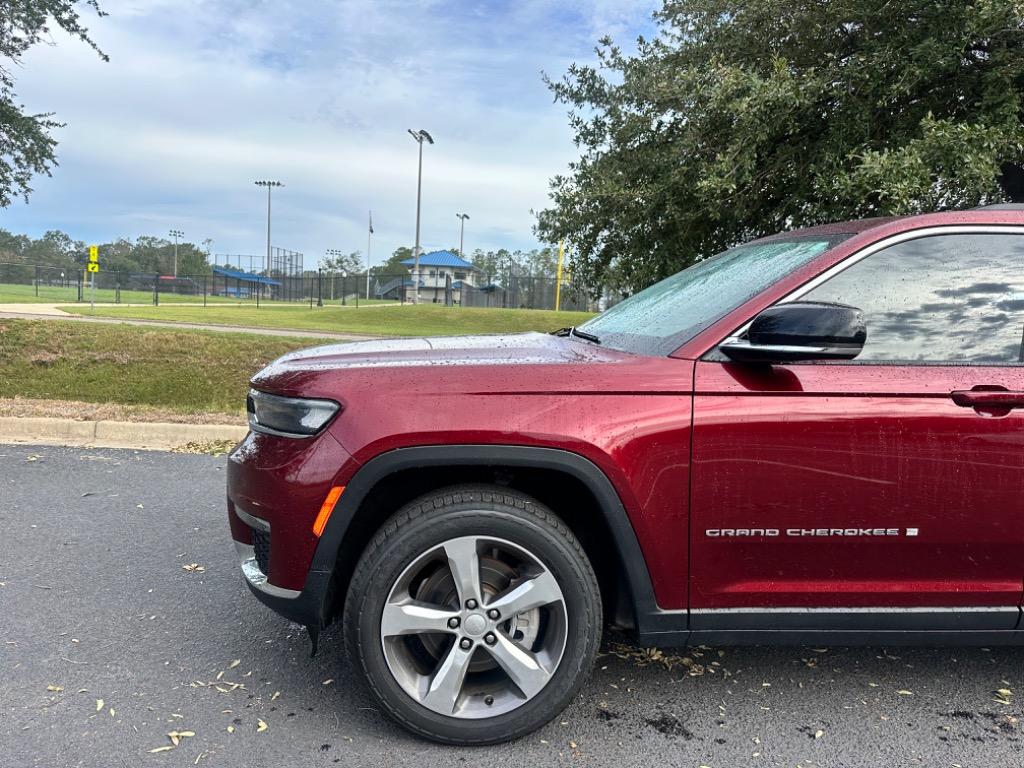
[1,262,611,312]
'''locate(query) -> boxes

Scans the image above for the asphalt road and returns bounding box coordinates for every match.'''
[2,445,1023,768]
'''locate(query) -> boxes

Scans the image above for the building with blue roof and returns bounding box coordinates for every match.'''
[395,250,483,303]
[211,265,282,299]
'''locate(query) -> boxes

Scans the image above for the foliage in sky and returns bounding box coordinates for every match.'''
[536,0,1024,295]
[0,1,108,207]
[471,246,559,283]
[320,250,363,274]
[0,228,211,275]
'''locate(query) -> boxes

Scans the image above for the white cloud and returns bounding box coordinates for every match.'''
[4,0,658,267]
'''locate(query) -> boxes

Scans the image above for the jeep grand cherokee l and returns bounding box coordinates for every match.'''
[227,206,1024,744]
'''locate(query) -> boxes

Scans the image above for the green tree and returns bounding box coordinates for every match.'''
[537,0,1024,293]
[0,228,32,261]
[470,248,500,282]
[371,246,414,276]
[1,1,108,207]
[320,250,362,274]
[520,247,558,277]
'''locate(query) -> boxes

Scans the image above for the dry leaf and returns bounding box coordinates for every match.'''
[896,690,913,696]
[814,729,824,739]
[109,708,115,717]
[256,719,268,733]
[149,746,174,753]
[46,685,63,692]
[322,678,334,685]
[227,725,235,734]
[182,564,205,573]
[95,698,104,712]
[228,660,240,669]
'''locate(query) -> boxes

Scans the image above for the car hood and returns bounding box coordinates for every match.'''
[255,332,628,375]
[250,330,693,407]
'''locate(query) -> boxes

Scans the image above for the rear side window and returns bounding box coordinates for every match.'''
[802,233,1024,364]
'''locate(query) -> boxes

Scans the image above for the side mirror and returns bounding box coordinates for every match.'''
[720,301,866,363]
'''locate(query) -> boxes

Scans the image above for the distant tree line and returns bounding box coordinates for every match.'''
[1,227,570,286]
[364,245,563,285]
[0,228,213,275]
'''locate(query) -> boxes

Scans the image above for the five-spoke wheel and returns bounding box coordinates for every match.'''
[380,535,567,718]
[345,486,602,744]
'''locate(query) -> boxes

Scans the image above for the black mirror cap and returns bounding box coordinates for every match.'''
[721,301,866,363]
[750,301,866,347]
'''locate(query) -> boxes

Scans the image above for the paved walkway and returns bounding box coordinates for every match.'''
[0,303,379,340]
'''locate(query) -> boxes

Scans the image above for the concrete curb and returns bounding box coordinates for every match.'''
[0,416,247,450]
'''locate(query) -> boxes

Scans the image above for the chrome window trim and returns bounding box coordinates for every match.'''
[718,224,1024,349]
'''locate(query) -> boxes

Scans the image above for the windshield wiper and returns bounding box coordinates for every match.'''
[551,326,601,344]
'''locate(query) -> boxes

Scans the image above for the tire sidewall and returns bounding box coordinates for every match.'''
[347,496,601,744]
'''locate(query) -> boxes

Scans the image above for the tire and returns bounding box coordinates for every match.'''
[343,484,602,745]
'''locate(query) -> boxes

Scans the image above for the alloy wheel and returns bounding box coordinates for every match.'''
[379,535,568,719]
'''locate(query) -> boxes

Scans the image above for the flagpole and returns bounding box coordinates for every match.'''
[366,211,373,301]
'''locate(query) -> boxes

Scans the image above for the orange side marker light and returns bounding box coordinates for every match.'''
[313,486,345,537]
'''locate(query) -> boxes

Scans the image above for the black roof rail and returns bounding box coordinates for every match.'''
[973,203,1024,210]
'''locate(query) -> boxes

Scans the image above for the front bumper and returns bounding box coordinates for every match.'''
[227,429,358,626]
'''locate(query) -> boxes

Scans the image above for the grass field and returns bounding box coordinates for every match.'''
[0,282,396,306]
[58,303,597,336]
[0,282,244,305]
[0,319,316,415]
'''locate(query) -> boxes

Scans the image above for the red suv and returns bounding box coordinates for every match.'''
[228,207,1024,744]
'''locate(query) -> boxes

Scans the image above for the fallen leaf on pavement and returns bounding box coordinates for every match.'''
[46,685,63,692]
[95,698,104,711]
[257,719,268,733]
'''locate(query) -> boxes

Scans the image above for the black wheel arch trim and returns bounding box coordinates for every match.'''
[301,444,667,633]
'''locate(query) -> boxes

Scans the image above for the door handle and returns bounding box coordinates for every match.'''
[951,387,1024,409]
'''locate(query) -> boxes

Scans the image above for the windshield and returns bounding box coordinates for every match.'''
[578,237,845,356]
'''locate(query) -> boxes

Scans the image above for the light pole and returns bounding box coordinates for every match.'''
[254,181,283,291]
[456,213,470,259]
[169,229,184,277]
[407,129,434,305]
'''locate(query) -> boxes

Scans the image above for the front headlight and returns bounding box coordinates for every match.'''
[247,389,340,438]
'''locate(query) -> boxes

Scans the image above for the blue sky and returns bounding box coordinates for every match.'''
[3,0,658,268]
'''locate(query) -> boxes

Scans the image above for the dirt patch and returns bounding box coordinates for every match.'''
[0,397,243,425]
[28,351,61,366]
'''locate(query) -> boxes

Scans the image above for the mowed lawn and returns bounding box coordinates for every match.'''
[0,282,266,305]
[57,303,597,336]
[0,319,317,415]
